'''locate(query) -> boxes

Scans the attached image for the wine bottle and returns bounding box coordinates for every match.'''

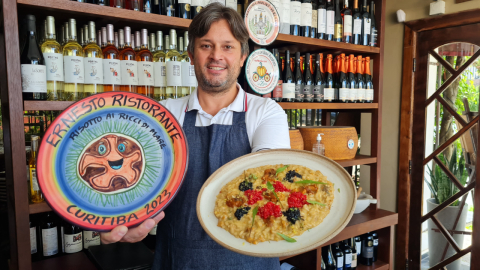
[303,53,313,102]
[347,54,356,103]
[150,33,156,53]
[282,50,295,102]
[61,221,83,253]
[325,0,334,40]
[21,15,47,101]
[165,29,181,99]
[97,29,102,48]
[191,0,203,18]
[341,240,353,270]
[294,52,303,102]
[361,0,370,46]
[313,54,324,102]
[354,235,362,259]
[179,37,184,54]
[350,237,358,270]
[98,0,107,5]
[128,0,144,11]
[321,254,327,270]
[300,0,312,37]
[317,0,326,39]
[63,19,84,101]
[280,0,291,34]
[83,230,101,249]
[101,27,108,48]
[290,0,301,36]
[119,27,138,92]
[364,56,373,103]
[180,31,196,97]
[369,1,377,47]
[114,32,119,48]
[324,54,334,102]
[177,0,191,19]
[111,0,125,8]
[372,231,379,261]
[144,0,152,12]
[41,16,64,101]
[153,31,166,101]
[341,0,352,43]
[269,0,284,35]
[325,245,337,270]
[153,0,161,14]
[332,243,344,270]
[40,212,59,257]
[356,56,365,103]
[352,0,362,45]
[135,31,141,51]
[272,49,283,102]
[83,21,104,97]
[30,216,39,260]
[333,0,342,42]
[28,135,43,203]
[338,54,348,103]
[80,27,85,48]
[136,29,155,98]
[119,29,125,50]
[163,0,175,16]
[362,233,374,266]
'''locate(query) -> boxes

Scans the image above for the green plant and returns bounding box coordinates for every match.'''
[425,147,468,206]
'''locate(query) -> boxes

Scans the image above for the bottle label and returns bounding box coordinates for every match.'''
[21,64,47,93]
[121,60,139,85]
[273,80,283,98]
[178,0,191,3]
[103,59,122,85]
[64,56,85,84]
[166,61,182,87]
[84,57,104,85]
[30,227,37,254]
[64,232,83,253]
[324,87,334,101]
[373,239,379,246]
[353,18,362,34]
[300,3,312,27]
[43,52,64,82]
[192,0,203,6]
[154,62,167,87]
[303,84,314,100]
[83,231,101,249]
[356,241,362,255]
[290,1,301,25]
[351,253,358,267]
[42,227,58,256]
[366,89,373,101]
[313,85,324,101]
[294,84,303,100]
[348,87,357,102]
[339,88,348,102]
[225,0,236,10]
[344,15,353,36]
[370,28,378,46]
[282,82,295,99]
[336,256,343,270]
[318,9,326,33]
[345,253,352,265]
[282,0,290,24]
[138,62,155,86]
[363,246,374,258]
[30,168,39,191]
[311,10,318,28]
[181,62,197,87]
[334,24,343,39]
[326,10,335,35]
[364,18,371,34]
[270,0,282,25]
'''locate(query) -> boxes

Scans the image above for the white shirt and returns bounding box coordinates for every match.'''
[160,84,291,153]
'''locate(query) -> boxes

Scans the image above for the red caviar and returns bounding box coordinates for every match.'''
[257,202,283,219]
[288,192,309,208]
[244,189,263,205]
[273,181,290,192]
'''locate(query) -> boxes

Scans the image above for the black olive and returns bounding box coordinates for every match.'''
[234,207,251,220]
[239,180,253,191]
[283,208,301,224]
[284,170,302,183]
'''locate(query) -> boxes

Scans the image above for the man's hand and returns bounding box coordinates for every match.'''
[100,211,165,244]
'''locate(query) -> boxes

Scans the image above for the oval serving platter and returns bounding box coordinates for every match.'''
[197,149,356,258]
[244,0,280,46]
[37,92,188,231]
[245,49,280,95]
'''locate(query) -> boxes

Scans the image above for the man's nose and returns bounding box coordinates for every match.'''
[209,46,223,61]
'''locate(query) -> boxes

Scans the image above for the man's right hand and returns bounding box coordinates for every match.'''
[100,211,165,244]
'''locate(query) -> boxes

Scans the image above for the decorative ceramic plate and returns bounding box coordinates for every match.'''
[37,92,188,231]
[245,49,280,95]
[197,149,356,258]
[245,0,280,46]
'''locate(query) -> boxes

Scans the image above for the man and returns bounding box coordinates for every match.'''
[101,3,290,269]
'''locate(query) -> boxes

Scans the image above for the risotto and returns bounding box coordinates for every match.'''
[214,164,334,244]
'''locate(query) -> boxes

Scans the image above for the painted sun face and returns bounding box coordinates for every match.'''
[78,134,144,193]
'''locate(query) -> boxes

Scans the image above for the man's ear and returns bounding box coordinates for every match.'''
[188,51,194,65]
[239,53,248,67]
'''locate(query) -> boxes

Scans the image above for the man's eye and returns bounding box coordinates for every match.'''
[225,46,232,49]
[202,44,211,48]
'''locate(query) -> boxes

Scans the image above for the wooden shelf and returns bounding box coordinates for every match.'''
[279,209,398,261]
[335,155,377,167]
[32,251,98,270]
[357,260,390,270]
[29,201,52,214]
[279,102,378,110]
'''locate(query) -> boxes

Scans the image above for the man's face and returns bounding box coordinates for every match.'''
[189,19,247,94]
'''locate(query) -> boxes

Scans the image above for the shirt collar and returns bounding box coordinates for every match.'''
[185,83,248,113]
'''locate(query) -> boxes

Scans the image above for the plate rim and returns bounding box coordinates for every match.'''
[37,91,189,231]
[244,0,280,46]
[196,149,356,258]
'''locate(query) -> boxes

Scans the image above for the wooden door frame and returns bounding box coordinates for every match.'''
[398,8,480,270]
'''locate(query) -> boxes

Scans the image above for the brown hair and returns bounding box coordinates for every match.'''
[188,3,249,57]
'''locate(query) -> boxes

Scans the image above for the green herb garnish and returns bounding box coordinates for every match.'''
[266,181,284,208]
[249,174,258,180]
[249,206,259,237]
[277,233,297,243]
[294,180,327,185]
[307,200,326,206]
[276,165,289,175]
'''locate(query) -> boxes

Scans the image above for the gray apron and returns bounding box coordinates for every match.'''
[153,109,281,270]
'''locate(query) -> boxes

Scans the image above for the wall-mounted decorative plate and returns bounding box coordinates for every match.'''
[245,49,279,95]
[37,92,188,231]
[245,0,280,46]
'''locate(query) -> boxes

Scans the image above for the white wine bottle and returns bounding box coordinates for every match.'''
[165,29,181,99]
[153,31,166,101]
[180,31,196,96]
[62,19,84,101]
[83,21,104,96]
[41,16,64,101]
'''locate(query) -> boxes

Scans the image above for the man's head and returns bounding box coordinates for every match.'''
[187,3,249,95]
